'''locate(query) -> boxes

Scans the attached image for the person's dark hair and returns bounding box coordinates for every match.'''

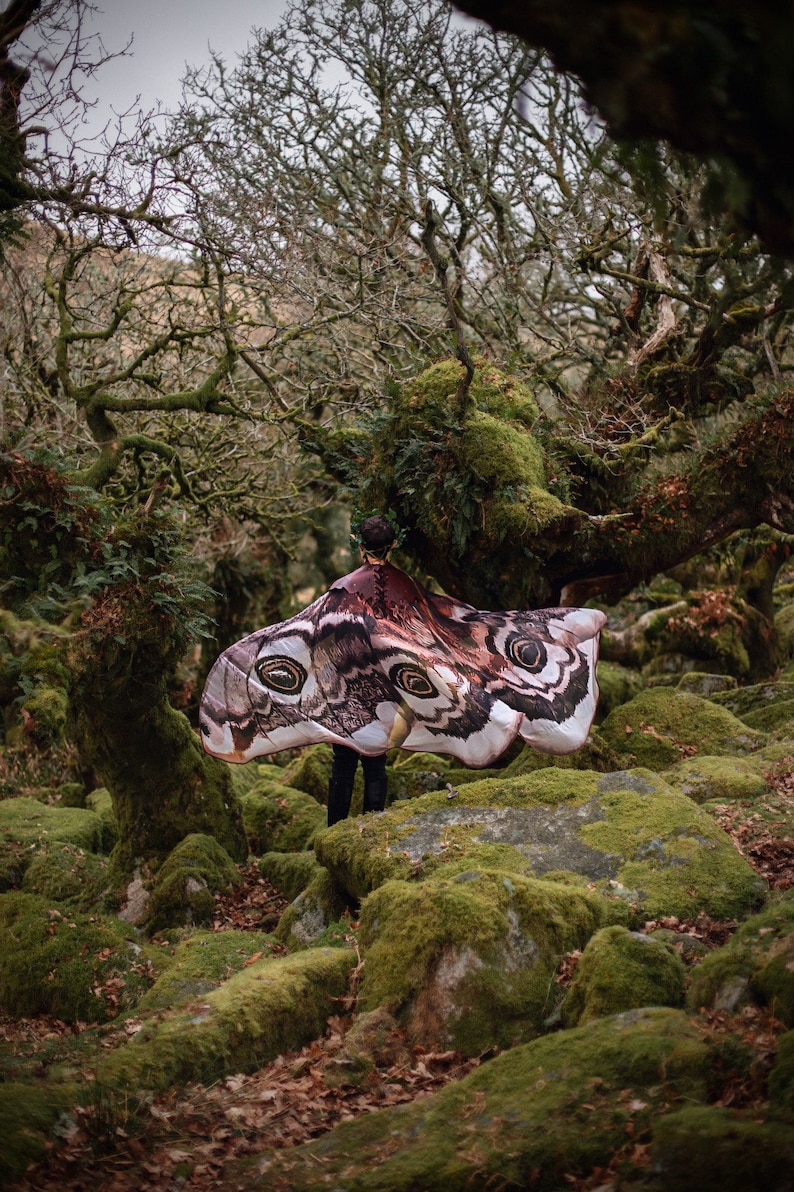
[359,514,396,559]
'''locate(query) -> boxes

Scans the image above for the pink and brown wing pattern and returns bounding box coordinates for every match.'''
[199,564,606,767]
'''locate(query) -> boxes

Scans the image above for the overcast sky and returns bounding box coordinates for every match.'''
[79,0,289,120]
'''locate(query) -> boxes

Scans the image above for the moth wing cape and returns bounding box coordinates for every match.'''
[199,564,606,768]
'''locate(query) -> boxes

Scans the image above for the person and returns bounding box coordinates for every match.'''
[326,515,395,826]
[200,514,606,821]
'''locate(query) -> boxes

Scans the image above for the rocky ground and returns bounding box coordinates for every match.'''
[3,666,794,1191]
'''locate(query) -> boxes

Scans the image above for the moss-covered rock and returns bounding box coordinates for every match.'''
[599,687,766,768]
[323,1007,410,1088]
[686,892,794,1025]
[241,783,325,853]
[21,843,112,911]
[595,660,645,719]
[649,1105,794,1191]
[737,700,794,736]
[660,755,769,804]
[385,762,448,802]
[501,732,621,777]
[676,671,739,697]
[274,868,350,951]
[229,761,288,798]
[245,1008,712,1191]
[357,869,607,1054]
[0,796,106,889]
[314,768,765,922]
[281,744,333,803]
[96,946,355,1099]
[709,680,794,721]
[0,1080,79,1186]
[562,924,686,1026]
[146,833,240,933]
[0,892,158,1022]
[391,751,450,774]
[138,929,281,1011]
[258,850,323,901]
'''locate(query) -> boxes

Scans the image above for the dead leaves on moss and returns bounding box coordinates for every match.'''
[713,756,794,891]
[11,1015,479,1192]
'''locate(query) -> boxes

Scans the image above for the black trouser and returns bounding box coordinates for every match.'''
[327,744,388,826]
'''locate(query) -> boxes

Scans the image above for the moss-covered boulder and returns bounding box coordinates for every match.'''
[281,744,333,803]
[138,928,281,1011]
[96,946,355,1098]
[241,782,325,854]
[386,759,449,802]
[146,833,240,933]
[357,869,607,1054]
[599,688,766,768]
[660,755,769,804]
[0,796,106,889]
[0,1080,79,1187]
[274,867,351,951]
[501,732,620,777]
[21,843,112,911]
[0,892,158,1022]
[258,850,323,901]
[709,680,794,723]
[323,1007,411,1088]
[676,671,739,697]
[245,1008,712,1191]
[229,761,288,798]
[595,660,645,718]
[314,768,765,922]
[562,925,686,1027]
[687,892,794,1025]
[649,1105,794,1191]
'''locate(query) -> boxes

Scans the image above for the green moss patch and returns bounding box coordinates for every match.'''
[0,1080,79,1186]
[769,1029,794,1109]
[21,843,112,911]
[258,851,322,901]
[501,733,620,777]
[599,687,766,768]
[146,833,240,932]
[0,892,157,1022]
[594,660,645,718]
[229,761,288,798]
[562,925,686,1026]
[581,770,765,921]
[686,892,794,1025]
[282,744,333,802]
[247,1009,711,1191]
[315,768,763,922]
[660,755,768,804]
[358,869,606,1055]
[649,1105,794,1192]
[138,928,281,1011]
[84,787,117,851]
[0,796,106,889]
[710,680,794,721]
[96,946,355,1098]
[241,783,325,853]
[274,868,350,951]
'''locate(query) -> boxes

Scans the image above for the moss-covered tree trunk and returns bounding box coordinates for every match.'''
[0,452,247,881]
[68,579,247,881]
